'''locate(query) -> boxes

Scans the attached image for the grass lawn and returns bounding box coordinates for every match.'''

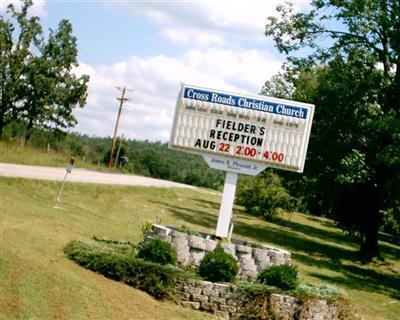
[0,141,102,170]
[1,177,399,320]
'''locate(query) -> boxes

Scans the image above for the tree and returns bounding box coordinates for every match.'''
[265,0,400,258]
[0,0,89,139]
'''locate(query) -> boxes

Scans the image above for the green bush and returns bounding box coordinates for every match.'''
[137,239,177,265]
[198,247,239,283]
[64,238,195,299]
[236,171,294,220]
[257,264,298,290]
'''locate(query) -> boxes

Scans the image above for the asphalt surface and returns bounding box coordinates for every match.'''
[0,163,196,189]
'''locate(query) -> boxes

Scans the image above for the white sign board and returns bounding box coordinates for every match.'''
[169,84,315,173]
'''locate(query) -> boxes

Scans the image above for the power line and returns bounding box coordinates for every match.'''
[108,86,134,168]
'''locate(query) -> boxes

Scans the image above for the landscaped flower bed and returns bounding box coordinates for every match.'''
[64,232,351,320]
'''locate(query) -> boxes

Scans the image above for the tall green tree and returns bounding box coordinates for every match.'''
[264,0,400,258]
[0,0,89,139]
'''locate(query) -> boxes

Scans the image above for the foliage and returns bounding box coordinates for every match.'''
[102,137,128,168]
[236,170,294,220]
[137,239,177,266]
[297,283,341,299]
[264,0,400,258]
[140,220,153,238]
[0,0,89,139]
[175,225,200,236]
[257,264,298,290]
[64,238,195,300]
[260,72,294,99]
[198,247,239,283]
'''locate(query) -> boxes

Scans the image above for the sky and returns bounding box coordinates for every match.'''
[2,0,310,142]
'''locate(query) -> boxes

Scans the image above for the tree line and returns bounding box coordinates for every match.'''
[2,122,225,190]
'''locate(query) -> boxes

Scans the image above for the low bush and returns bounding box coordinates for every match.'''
[236,171,294,220]
[198,247,239,283]
[257,264,298,290]
[137,238,177,265]
[64,238,194,299]
[297,283,341,298]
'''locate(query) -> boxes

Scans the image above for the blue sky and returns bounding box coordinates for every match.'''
[2,0,310,141]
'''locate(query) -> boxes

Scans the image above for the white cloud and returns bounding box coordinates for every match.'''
[109,0,306,47]
[73,48,282,141]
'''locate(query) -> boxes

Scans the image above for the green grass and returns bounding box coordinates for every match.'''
[0,141,103,170]
[1,177,399,319]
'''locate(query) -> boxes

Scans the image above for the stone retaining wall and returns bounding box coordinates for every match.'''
[144,224,291,279]
[174,279,349,320]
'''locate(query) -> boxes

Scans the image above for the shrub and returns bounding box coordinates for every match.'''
[257,264,298,290]
[298,283,341,298]
[236,171,294,220]
[64,238,195,299]
[137,239,177,265]
[198,247,239,283]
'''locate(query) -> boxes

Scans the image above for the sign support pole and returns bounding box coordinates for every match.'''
[55,158,75,208]
[215,171,238,239]
[55,171,68,208]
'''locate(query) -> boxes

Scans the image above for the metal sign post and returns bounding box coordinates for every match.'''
[215,171,238,238]
[55,158,75,208]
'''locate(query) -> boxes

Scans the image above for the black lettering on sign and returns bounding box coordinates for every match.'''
[194,138,216,150]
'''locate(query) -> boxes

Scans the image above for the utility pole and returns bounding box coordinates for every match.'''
[108,86,134,168]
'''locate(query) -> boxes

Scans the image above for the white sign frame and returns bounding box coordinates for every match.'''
[169,83,315,173]
[169,83,315,238]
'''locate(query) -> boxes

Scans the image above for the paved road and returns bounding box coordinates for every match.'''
[0,163,196,189]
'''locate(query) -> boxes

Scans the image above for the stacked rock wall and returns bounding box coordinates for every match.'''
[174,279,349,320]
[144,224,291,279]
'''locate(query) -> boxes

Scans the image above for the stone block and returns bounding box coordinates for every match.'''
[253,247,269,261]
[210,296,226,304]
[179,292,191,301]
[213,282,231,293]
[152,224,170,235]
[203,289,220,297]
[235,244,252,254]
[174,248,190,261]
[226,299,237,307]
[171,238,189,248]
[219,243,236,257]
[184,286,201,296]
[268,250,283,263]
[200,302,217,311]
[188,235,207,250]
[219,304,237,313]
[181,301,200,310]
[270,294,299,320]
[189,249,205,265]
[205,239,217,251]
[198,281,214,291]
[298,299,331,320]
[214,310,230,320]
[171,229,188,240]
[237,253,252,263]
[192,294,209,303]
